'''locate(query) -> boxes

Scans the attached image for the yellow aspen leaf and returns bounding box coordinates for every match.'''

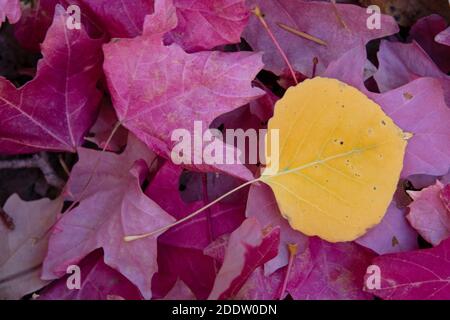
[261,77,407,242]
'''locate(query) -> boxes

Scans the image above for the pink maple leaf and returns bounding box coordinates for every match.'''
[42,135,175,299]
[103,0,264,179]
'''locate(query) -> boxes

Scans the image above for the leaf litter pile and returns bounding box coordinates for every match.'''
[0,0,450,300]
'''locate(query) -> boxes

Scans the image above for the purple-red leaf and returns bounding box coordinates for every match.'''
[148,162,247,299]
[245,184,307,275]
[409,14,450,73]
[366,238,450,299]
[39,250,143,300]
[0,5,103,154]
[208,218,280,300]
[103,1,263,179]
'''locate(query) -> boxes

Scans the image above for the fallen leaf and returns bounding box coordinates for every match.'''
[0,194,63,300]
[236,237,376,300]
[366,237,450,299]
[435,27,450,46]
[161,279,195,300]
[167,0,249,51]
[409,14,450,73]
[208,218,280,300]
[42,135,175,299]
[374,39,450,107]
[260,77,407,242]
[0,0,20,26]
[245,183,307,275]
[356,200,418,254]
[148,162,247,299]
[324,45,450,178]
[103,0,263,179]
[39,250,143,300]
[243,0,398,76]
[407,181,450,246]
[0,5,103,154]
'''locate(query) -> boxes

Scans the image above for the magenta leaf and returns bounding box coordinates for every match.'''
[148,162,247,299]
[39,250,143,300]
[208,218,280,300]
[236,237,376,300]
[168,0,249,51]
[103,0,263,178]
[42,135,175,299]
[246,184,307,275]
[367,238,450,299]
[409,14,450,73]
[0,5,103,154]
[374,40,450,107]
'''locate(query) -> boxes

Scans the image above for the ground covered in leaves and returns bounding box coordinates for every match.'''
[0,0,450,300]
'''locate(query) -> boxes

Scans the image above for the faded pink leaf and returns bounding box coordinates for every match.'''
[0,0,20,26]
[0,194,63,299]
[356,200,418,254]
[435,27,450,46]
[374,40,450,107]
[243,0,398,76]
[161,279,196,300]
[407,181,450,246]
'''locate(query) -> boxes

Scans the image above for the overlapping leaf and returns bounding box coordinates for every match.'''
[0,5,103,154]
